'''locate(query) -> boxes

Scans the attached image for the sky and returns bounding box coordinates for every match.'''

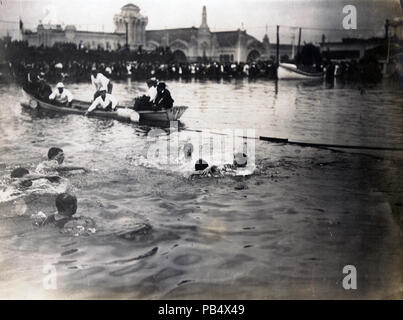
[0,0,402,43]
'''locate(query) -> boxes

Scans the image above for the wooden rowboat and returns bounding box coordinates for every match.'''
[277,63,323,80]
[136,107,188,123]
[21,89,187,125]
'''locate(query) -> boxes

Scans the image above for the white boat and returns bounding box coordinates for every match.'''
[277,63,323,80]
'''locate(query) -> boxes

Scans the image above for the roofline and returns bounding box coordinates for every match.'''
[212,30,242,34]
[75,30,124,35]
[320,40,384,45]
[147,27,198,32]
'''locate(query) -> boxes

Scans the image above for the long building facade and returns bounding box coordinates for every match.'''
[22,3,275,63]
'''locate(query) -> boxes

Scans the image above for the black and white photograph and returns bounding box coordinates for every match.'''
[0,0,402,302]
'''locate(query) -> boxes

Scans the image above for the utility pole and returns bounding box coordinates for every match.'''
[276,25,280,66]
[385,19,389,40]
[125,20,128,50]
[291,34,295,60]
[385,19,390,64]
[297,27,302,56]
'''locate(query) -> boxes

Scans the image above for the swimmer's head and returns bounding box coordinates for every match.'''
[233,152,247,168]
[11,168,32,187]
[20,180,33,188]
[195,159,208,171]
[55,193,77,217]
[48,147,64,164]
[11,167,30,178]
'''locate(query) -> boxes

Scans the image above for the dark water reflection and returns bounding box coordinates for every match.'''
[0,79,402,299]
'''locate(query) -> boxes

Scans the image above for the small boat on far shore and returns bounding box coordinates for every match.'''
[277,63,324,80]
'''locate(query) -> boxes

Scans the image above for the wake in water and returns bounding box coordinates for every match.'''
[0,176,69,204]
[126,130,256,178]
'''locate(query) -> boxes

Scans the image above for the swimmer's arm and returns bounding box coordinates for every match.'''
[55,166,89,173]
[31,212,53,227]
[201,165,222,176]
[9,179,22,187]
[187,171,203,180]
[11,174,57,182]
[41,214,56,226]
[201,167,212,176]
[23,174,62,183]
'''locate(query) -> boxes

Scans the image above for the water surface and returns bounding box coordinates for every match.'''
[0,79,402,299]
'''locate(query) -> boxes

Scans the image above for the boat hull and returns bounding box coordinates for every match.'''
[277,64,323,80]
[137,106,188,123]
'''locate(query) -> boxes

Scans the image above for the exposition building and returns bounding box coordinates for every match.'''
[22,3,275,63]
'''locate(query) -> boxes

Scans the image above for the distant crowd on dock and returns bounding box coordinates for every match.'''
[0,39,385,85]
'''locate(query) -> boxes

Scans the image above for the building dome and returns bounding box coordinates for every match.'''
[121,3,140,13]
[65,25,76,31]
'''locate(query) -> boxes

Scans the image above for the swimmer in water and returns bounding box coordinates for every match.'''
[35,147,88,175]
[10,167,61,188]
[0,167,65,203]
[190,152,251,178]
[31,193,96,235]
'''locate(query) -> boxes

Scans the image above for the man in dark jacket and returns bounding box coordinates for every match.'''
[155,82,174,109]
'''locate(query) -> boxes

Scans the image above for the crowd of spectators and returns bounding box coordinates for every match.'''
[0,39,277,84]
[0,38,384,85]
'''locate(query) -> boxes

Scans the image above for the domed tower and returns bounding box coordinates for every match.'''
[197,6,212,59]
[114,3,148,49]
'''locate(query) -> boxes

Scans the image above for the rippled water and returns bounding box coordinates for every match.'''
[0,79,402,299]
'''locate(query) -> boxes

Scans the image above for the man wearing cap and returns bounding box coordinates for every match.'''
[91,68,113,101]
[133,78,158,110]
[49,82,74,107]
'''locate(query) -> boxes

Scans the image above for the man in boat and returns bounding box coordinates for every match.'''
[85,90,118,115]
[91,67,113,101]
[133,78,158,110]
[147,78,158,104]
[155,82,174,109]
[49,82,73,107]
[37,76,52,102]
[23,65,40,96]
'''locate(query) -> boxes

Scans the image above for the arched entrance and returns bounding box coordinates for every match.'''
[247,50,260,62]
[172,50,187,63]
